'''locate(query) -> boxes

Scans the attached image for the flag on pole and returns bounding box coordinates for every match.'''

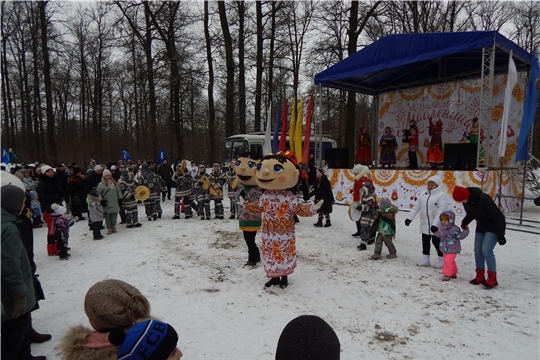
[279,99,289,151]
[516,52,539,161]
[294,97,304,161]
[1,147,9,164]
[498,51,517,158]
[272,100,281,153]
[302,94,314,163]
[158,147,166,165]
[288,98,296,152]
[121,148,132,161]
[263,112,272,155]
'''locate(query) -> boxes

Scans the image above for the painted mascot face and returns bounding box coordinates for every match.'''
[255,151,299,190]
[235,153,260,186]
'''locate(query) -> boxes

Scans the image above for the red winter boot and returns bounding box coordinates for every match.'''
[469,268,485,285]
[47,243,58,256]
[484,270,498,289]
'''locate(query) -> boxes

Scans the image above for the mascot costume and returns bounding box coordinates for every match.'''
[240,150,322,289]
[234,151,264,267]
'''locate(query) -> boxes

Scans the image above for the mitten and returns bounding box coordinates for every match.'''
[461,223,468,230]
[11,294,27,318]
[356,205,363,211]
[497,235,506,246]
[430,225,438,233]
[404,219,411,226]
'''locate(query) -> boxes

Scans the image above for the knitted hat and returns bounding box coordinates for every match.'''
[94,165,104,172]
[141,162,149,170]
[379,197,392,209]
[103,169,112,177]
[19,169,28,176]
[452,186,470,202]
[111,165,117,171]
[352,164,369,177]
[213,163,220,167]
[1,171,27,215]
[41,165,54,174]
[51,203,67,215]
[276,315,340,360]
[84,279,151,331]
[110,320,179,360]
[90,187,99,197]
[427,175,442,187]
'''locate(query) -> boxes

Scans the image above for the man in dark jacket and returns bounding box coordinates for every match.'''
[55,164,69,202]
[1,171,45,359]
[157,159,173,201]
[37,165,63,255]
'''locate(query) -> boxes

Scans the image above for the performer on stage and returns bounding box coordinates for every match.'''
[404,120,419,169]
[356,127,372,165]
[379,127,398,167]
[426,117,444,168]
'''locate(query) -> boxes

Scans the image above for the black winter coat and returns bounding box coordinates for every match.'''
[462,187,506,236]
[36,174,63,213]
[308,175,334,214]
[84,171,103,195]
[157,164,172,184]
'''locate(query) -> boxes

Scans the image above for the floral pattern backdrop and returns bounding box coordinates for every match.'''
[377,73,527,168]
[327,169,522,213]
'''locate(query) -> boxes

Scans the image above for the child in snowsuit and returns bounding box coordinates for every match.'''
[356,182,378,251]
[433,210,469,281]
[50,203,75,259]
[370,197,398,259]
[88,187,105,240]
[28,191,44,227]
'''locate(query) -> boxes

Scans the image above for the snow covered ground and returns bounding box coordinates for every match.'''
[29,198,539,359]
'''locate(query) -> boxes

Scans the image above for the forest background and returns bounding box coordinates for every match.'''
[1,0,539,167]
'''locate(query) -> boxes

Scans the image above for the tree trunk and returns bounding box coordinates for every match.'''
[218,1,235,138]
[255,1,263,133]
[237,1,246,134]
[204,2,216,163]
[39,1,57,163]
[144,3,159,158]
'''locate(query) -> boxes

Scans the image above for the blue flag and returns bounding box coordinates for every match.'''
[516,52,539,161]
[158,147,166,165]
[1,147,8,164]
[121,148,132,161]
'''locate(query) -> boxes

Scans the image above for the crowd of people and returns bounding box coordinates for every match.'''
[1,149,519,359]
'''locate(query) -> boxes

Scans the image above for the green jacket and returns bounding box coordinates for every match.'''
[97,181,123,213]
[1,208,37,321]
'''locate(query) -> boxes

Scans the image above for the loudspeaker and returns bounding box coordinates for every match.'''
[325,148,349,169]
[444,143,478,170]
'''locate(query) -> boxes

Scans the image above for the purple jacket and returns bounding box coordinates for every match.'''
[435,210,469,254]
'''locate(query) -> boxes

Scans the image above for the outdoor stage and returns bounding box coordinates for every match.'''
[326,167,522,214]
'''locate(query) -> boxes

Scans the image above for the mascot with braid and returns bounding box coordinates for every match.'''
[240,151,323,289]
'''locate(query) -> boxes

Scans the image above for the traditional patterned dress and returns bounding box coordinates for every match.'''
[379,133,398,166]
[244,189,316,278]
[426,120,444,166]
[355,129,372,165]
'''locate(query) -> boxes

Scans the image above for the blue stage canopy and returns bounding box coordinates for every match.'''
[314,31,533,95]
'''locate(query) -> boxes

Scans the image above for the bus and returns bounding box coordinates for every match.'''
[223,132,337,168]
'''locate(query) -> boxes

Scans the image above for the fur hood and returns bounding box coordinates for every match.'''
[87,193,102,202]
[60,325,118,360]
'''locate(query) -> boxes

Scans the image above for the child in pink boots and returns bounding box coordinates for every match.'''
[432,210,469,281]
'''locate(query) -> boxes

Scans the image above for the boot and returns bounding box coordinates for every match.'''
[265,278,280,288]
[111,226,117,233]
[106,228,113,235]
[324,219,331,227]
[47,243,57,256]
[470,268,486,285]
[313,219,323,227]
[279,276,288,289]
[352,222,361,237]
[484,270,498,289]
[357,243,367,251]
[416,255,431,267]
[434,256,444,269]
[30,328,52,343]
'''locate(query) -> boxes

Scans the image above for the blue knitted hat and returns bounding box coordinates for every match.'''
[110,320,178,360]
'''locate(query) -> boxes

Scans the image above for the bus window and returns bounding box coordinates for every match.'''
[225,140,249,163]
[250,144,263,159]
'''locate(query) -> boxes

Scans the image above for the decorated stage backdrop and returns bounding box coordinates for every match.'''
[377,73,527,168]
[327,168,522,214]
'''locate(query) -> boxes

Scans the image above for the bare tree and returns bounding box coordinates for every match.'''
[204,2,217,162]
[217,1,235,138]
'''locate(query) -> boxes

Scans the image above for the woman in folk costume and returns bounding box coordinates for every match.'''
[379,126,398,167]
[172,160,196,219]
[240,151,323,289]
[208,163,227,219]
[193,165,211,220]
[306,167,335,228]
[356,127,372,165]
[234,151,264,266]
[426,117,445,168]
[118,167,141,228]
[138,163,162,221]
